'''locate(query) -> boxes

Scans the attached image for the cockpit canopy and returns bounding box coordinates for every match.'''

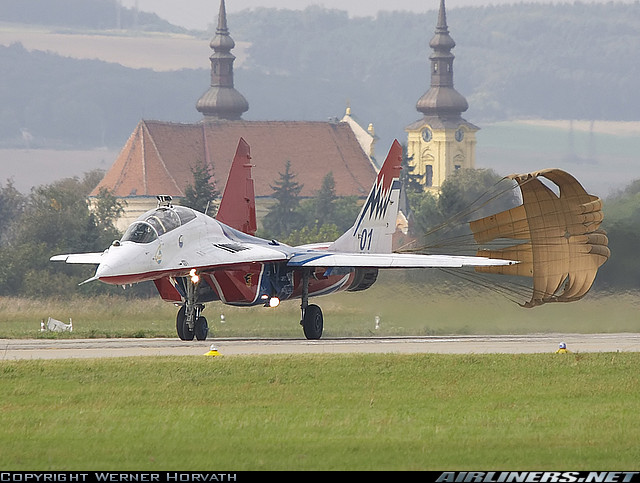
[121,206,197,244]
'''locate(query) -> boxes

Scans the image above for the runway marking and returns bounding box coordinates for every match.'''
[2,334,640,360]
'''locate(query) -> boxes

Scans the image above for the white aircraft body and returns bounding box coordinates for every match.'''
[52,139,516,340]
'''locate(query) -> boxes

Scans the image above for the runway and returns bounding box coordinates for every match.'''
[2,333,640,360]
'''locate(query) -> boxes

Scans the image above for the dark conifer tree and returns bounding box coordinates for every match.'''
[183,161,219,216]
[262,160,304,238]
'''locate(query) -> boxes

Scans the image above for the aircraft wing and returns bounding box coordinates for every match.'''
[50,253,105,264]
[287,252,517,268]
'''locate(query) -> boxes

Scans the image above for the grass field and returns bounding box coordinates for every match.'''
[1,273,639,339]
[0,352,639,470]
[1,275,638,470]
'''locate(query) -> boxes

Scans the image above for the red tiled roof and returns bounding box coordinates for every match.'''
[91,120,377,198]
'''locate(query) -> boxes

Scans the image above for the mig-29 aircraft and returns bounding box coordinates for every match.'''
[52,137,607,341]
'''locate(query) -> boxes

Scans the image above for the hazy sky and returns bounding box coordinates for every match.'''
[120,0,634,30]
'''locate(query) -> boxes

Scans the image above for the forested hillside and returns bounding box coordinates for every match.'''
[0,1,638,150]
[0,43,202,148]
[0,0,185,32]
[231,3,640,150]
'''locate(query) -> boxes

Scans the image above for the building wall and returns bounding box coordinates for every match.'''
[406,122,477,194]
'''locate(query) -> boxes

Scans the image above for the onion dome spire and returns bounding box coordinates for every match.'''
[196,0,249,120]
[416,0,468,117]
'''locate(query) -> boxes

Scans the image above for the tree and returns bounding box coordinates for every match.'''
[438,168,506,221]
[262,167,362,243]
[407,190,442,240]
[262,160,304,238]
[312,172,336,226]
[332,196,360,233]
[0,171,124,296]
[407,168,515,252]
[399,144,423,195]
[183,161,219,216]
[0,178,26,245]
[597,179,640,289]
[280,224,342,247]
[92,187,126,232]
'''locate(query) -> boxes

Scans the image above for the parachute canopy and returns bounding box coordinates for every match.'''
[469,169,609,308]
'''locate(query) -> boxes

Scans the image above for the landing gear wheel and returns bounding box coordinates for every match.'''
[302,304,323,340]
[176,305,194,341]
[195,316,209,341]
[176,306,185,340]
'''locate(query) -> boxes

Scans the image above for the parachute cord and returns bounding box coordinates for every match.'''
[424,172,554,244]
[437,268,572,307]
[398,177,524,254]
[422,177,520,240]
[399,172,579,255]
[438,268,530,306]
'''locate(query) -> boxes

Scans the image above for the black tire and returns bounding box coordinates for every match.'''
[176,306,195,341]
[176,306,186,340]
[302,304,323,340]
[195,316,209,341]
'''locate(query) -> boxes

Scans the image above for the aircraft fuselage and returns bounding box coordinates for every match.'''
[95,206,374,307]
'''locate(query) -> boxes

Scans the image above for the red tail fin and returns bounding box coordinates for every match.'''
[216,138,257,236]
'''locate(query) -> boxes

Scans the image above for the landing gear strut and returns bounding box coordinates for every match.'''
[300,269,323,339]
[176,272,209,341]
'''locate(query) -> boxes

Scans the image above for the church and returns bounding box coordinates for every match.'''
[92,0,475,230]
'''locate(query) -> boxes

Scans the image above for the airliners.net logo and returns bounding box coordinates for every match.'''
[436,472,639,483]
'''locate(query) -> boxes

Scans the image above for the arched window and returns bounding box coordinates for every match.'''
[425,165,433,187]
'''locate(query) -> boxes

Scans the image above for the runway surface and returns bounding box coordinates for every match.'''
[2,333,640,360]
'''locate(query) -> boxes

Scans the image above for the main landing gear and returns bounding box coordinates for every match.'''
[176,270,209,341]
[300,269,323,340]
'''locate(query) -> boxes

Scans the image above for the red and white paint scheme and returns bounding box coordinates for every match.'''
[52,138,515,340]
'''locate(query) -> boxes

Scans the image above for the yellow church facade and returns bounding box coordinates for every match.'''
[406,120,478,193]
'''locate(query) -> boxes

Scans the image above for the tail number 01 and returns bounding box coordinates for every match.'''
[359,228,373,251]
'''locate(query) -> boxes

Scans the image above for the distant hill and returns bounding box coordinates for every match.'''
[0,2,639,152]
[0,0,187,33]
[229,3,640,150]
[0,43,202,149]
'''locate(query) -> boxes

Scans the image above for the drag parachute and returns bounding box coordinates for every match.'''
[469,169,609,307]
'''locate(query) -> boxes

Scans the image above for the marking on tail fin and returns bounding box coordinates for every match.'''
[352,140,402,234]
[353,179,398,234]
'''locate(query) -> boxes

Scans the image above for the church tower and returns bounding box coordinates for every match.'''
[405,0,478,193]
[196,0,249,120]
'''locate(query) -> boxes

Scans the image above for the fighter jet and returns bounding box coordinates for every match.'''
[51,138,516,340]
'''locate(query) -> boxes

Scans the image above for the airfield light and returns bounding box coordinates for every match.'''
[190,269,200,284]
[269,297,280,308]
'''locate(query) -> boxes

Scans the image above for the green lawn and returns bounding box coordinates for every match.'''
[0,353,638,470]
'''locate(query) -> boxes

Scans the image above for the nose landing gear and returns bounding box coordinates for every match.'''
[176,271,209,341]
[176,304,208,341]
